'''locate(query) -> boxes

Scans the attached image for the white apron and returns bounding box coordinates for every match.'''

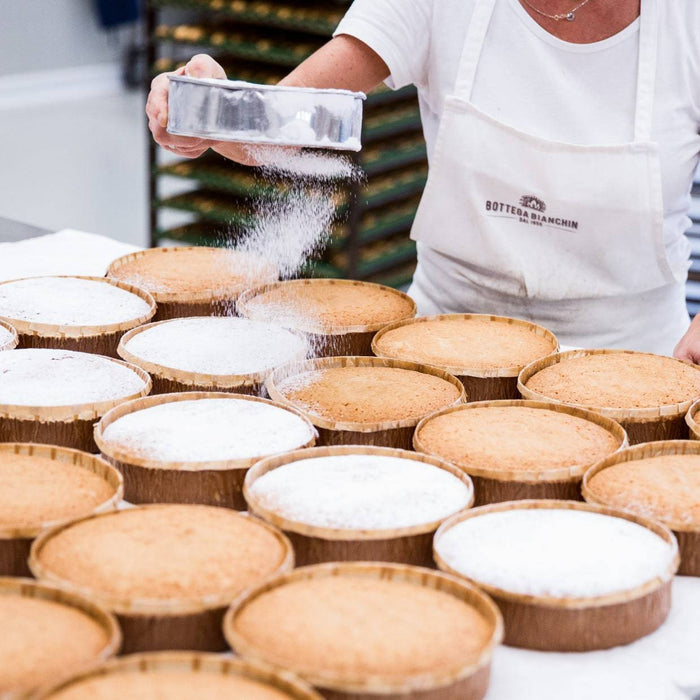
[408,0,690,355]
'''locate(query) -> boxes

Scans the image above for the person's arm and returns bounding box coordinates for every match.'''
[145,37,389,165]
[674,317,700,363]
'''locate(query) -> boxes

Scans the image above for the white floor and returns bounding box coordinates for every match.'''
[0,88,148,247]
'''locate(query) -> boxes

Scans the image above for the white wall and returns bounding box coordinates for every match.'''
[0,0,124,77]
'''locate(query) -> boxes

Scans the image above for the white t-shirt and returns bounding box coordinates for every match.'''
[335,0,700,275]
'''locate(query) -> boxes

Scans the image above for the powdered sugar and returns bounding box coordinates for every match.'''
[0,349,147,407]
[249,146,361,181]
[249,454,471,530]
[233,149,363,280]
[0,277,151,326]
[436,508,675,598]
[123,317,307,375]
[100,398,314,463]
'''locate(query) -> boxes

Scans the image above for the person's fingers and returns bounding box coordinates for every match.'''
[185,54,227,80]
[149,116,208,150]
[673,340,699,364]
[146,66,186,127]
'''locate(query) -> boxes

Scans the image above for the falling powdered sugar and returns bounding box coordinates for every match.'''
[234,147,363,279]
[250,146,362,181]
[0,277,151,326]
[122,317,308,376]
[100,398,315,463]
[0,349,147,407]
[249,454,472,530]
[436,508,676,599]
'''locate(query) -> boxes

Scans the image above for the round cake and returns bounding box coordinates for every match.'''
[31,505,291,612]
[0,449,119,533]
[238,279,416,334]
[373,315,556,374]
[107,247,278,313]
[118,317,307,392]
[98,396,315,466]
[436,507,675,600]
[585,454,700,532]
[272,365,463,426]
[414,403,624,500]
[0,276,153,328]
[0,349,148,410]
[0,580,117,696]
[522,352,700,410]
[41,654,320,700]
[226,564,501,696]
[520,350,700,444]
[247,453,471,532]
[0,320,17,351]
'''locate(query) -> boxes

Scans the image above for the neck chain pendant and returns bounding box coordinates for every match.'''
[565,11,576,20]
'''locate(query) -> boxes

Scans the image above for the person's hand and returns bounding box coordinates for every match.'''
[145,54,225,158]
[673,315,700,364]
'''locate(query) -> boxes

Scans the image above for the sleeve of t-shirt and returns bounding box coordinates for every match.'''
[333,0,432,90]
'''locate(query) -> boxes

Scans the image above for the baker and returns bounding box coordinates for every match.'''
[147,0,700,360]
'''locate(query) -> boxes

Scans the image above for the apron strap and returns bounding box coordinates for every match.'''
[633,0,658,143]
[453,0,497,99]
[453,0,658,143]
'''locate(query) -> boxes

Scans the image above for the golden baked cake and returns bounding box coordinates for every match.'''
[240,280,415,332]
[276,366,462,424]
[416,406,620,475]
[0,452,115,531]
[108,247,278,302]
[34,506,288,605]
[48,670,298,700]
[0,594,108,694]
[374,316,556,371]
[232,575,492,680]
[586,454,700,530]
[525,353,700,409]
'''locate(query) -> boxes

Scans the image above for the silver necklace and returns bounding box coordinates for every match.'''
[520,0,593,21]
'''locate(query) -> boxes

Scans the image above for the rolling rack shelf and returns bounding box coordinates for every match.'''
[146,0,426,287]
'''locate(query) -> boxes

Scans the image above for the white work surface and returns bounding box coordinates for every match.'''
[2,227,699,700]
[0,228,140,282]
[486,576,700,700]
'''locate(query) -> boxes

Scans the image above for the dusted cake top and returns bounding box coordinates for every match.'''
[233,575,492,679]
[0,349,147,407]
[241,280,415,332]
[374,316,555,371]
[436,508,675,599]
[587,454,700,530]
[416,406,620,475]
[0,323,15,349]
[122,317,307,376]
[249,454,471,530]
[100,398,314,465]
[48,670,299,700]
[525,353,700,409]
[0,277,151,327]
[35,506,288,604]
[0,452,115,531]
[108,247,278,299]
[276,367,462,424]
[0,594,108,695]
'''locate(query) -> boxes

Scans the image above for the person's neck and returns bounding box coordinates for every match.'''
[518,0,640,43]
